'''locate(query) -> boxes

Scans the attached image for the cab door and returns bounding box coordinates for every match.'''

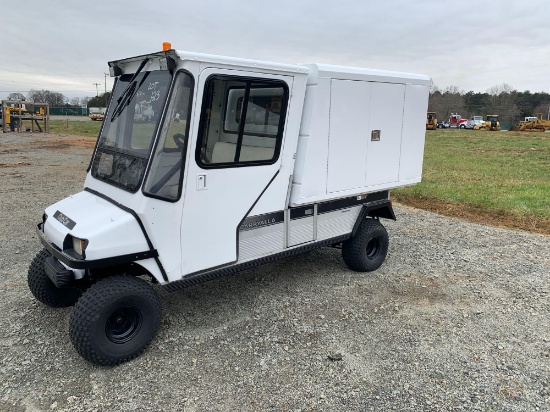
[180,68,293,275]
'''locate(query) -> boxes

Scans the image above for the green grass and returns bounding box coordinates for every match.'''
[394,129,550,232]
[49,120,102,138]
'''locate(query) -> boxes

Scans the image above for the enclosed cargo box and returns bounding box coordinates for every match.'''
[291,64,429,205]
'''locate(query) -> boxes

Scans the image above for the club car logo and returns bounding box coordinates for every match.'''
[53,210,76,230]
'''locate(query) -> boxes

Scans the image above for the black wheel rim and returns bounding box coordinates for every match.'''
[366,238,381,259]
[105,306,143,344]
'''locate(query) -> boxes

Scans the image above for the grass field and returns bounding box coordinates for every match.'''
[49,120,102,138]
[393,129,550,234]
[46,120,550,234]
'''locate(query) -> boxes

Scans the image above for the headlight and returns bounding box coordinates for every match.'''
[72,237,89,257]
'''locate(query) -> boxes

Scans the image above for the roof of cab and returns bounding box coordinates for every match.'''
[108,49,430,86]
[174,50,310,75]
[109,49,310,76]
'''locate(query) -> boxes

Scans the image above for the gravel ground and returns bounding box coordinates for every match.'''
[1,133,549,412]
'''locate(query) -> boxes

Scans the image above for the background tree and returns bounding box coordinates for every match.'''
[27,89,67,107]
[463,91,486,117]
[7,92,26,101]
[429,79,439,95]
[483,84,519,123]
[428,85,465,121]
[69,97,81,106]
[533,101,550,120]
[87,92,111,108]
[428,83,550,124]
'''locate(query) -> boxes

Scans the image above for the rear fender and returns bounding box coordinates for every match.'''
[351,201,395,237]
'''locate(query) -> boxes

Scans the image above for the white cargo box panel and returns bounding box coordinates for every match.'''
[290,63,430,206]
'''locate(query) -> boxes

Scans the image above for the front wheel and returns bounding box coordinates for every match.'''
[342,219,389,272]
[69,275,161,366]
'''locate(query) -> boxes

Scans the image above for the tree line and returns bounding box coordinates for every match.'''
[6,84,550,123]
[429,83,550,124]
[6,91,111,108]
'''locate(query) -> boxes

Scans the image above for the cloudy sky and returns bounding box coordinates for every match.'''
[2,0,548,100]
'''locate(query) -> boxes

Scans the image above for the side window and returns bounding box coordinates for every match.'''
[196,75,288,168]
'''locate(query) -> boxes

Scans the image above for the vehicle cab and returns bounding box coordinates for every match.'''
[39,46,309,286]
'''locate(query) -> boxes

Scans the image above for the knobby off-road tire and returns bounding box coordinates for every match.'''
[69,275,161,366]
[342,219,389,272]
[28,249,82,307]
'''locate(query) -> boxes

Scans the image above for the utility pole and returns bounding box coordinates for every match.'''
[104,73,108,94]
[93,83,100,97]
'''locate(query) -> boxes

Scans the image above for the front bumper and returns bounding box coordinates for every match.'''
[36,223,159,270]
[44,256,76,288]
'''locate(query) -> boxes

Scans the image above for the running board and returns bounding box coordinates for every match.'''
[162,234,351,292]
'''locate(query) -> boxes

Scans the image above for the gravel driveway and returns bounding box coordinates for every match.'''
[1,133,549,411]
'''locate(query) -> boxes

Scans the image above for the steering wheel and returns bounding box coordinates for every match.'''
[173,133,186,149]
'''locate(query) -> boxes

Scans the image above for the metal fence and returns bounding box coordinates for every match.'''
[50,107,88,116]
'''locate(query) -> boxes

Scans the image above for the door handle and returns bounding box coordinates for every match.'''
[197,174,207,190]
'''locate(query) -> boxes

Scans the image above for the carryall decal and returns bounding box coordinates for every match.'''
[53,210,76,230]
[240,211,284,231]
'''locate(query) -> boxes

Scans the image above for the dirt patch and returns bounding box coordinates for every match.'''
[393,193,550,235]
[472,148,545,154]
[0,162,30,168]
[0,148,21,154]
[33,143,73,151]
[31,135,96,151]
[503,130,550,137]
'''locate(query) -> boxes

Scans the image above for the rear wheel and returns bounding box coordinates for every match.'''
[69,275,161,366]
[28,249,82,307]
[342,219,389,272]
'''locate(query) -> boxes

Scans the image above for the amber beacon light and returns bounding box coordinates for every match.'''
[162,42,172,51]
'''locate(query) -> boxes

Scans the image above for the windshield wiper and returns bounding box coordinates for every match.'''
[110,58,151,122]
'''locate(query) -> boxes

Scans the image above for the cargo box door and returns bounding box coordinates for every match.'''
[365,83,405,186]
[327,79,372,193]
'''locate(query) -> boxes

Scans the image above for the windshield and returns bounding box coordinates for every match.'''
[91,70,172,192]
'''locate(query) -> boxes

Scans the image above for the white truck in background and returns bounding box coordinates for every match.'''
[465,115,484,129]
[28,44,430,366]
[88,107,106,121]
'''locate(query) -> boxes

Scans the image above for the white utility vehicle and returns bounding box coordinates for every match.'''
[88,107,107,121]
[465,115,484,129]
[28,44,430,365]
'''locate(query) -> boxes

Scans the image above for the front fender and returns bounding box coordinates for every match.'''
[44,191,149,260]
[36,223,157,270]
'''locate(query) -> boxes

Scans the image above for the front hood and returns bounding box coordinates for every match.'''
[43,191,149,260]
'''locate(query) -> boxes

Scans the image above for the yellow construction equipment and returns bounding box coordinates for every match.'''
[1,100,49,132]
[509,114,550,132]
[426,111,437,130]
[475,114,500,131]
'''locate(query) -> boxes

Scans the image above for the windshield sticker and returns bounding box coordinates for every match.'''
[147,82,161,103]
[53,210,76,230]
